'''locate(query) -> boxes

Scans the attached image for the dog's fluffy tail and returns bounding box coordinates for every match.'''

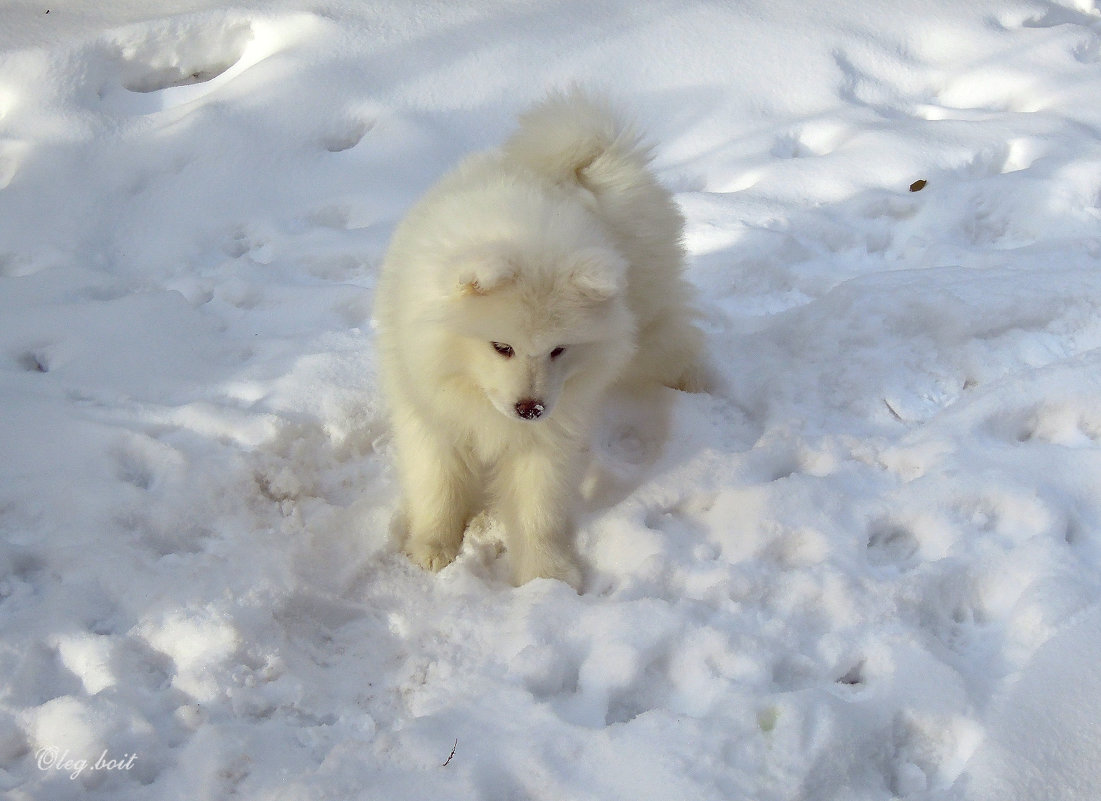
[502,88,653,192]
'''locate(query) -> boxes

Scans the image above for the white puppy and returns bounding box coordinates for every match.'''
[374,89,705,589]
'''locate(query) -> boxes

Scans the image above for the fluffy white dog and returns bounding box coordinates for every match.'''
[374,89,705,589]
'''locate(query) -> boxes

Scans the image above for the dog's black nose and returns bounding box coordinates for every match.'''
[514,398,545,420]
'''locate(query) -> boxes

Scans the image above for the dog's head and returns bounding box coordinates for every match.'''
[442,240,635,423]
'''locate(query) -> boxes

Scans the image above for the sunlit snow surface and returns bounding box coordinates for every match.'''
[2,1,1101,798]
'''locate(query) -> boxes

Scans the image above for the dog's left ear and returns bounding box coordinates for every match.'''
[568,248,627,302]
[454,244,517,296]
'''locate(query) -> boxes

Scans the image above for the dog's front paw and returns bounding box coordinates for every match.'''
[404,537,461,573]
[393,509,464,573]
[512,549,583,592]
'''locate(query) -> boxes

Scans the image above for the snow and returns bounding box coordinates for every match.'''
[2,0,1101,798]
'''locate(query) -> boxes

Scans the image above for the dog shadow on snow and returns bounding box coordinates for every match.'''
[581,380,681,512]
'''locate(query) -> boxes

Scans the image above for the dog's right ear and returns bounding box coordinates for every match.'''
[454,244,517,296]
[567,248,627,303]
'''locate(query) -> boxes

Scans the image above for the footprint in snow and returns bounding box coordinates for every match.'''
[0,544,46,612]
[545,640,670,727]
[321,117,376,153]
[1013,402,1101,449]
[1073,36,1100,64]
[770,121,848,160]
[111,429,189,494]
[90,14,275,115]
[222,223,275,266]
[642,494,714,544]
[866,519,921,572]
[1019,2,1101,32]
[15,346,52,374]
[913,568,995,660]
[119,22,251,95]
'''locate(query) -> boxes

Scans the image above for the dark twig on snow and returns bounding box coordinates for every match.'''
[442,739,458,767]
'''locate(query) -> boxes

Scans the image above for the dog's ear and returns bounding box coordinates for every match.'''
[454,244,517,296]
[568,248,627,302]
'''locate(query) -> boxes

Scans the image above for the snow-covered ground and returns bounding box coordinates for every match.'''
[3,1,1101,798]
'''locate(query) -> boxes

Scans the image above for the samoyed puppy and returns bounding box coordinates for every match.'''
[374,89,706,589]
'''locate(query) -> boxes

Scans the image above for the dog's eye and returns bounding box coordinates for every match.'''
[550,346,566,359]
[491,341,514,358]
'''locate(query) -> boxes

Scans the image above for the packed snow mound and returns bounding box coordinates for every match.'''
[2,1,1101,799]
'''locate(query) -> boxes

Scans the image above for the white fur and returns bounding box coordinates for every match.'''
[374,89,706,589]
